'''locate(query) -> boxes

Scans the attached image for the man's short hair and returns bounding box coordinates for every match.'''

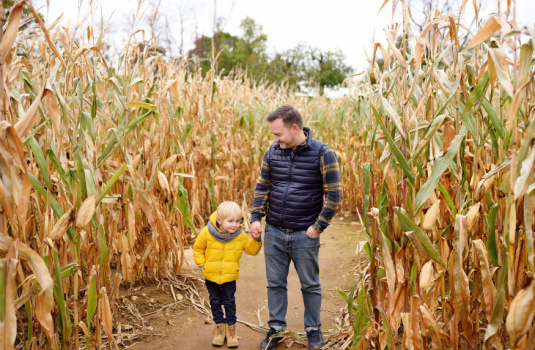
[266,105,303,129]
[217,201,242,220]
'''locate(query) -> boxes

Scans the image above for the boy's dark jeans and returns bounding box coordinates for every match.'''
[205,280,237,325]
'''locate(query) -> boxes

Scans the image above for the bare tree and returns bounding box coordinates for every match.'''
[175,0,196,56]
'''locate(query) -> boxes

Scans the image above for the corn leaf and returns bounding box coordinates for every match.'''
[486,204,499,266]
[86,275,97,326]
[394,208,446,268]
[415,133,465,212]
[481,98,506,138]
[28,137,51,188]
[96,165,127,206]
[483,259,507,348]
[372,106,415,186]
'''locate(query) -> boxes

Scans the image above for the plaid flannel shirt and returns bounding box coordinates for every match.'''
[251,142,342,233]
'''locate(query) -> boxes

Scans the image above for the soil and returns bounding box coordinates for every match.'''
[116,217,364,350]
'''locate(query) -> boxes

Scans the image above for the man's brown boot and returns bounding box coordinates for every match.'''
[212,323,226,346]
[226,323,239,348]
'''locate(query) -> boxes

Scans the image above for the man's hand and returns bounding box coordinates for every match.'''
[306,226,321,239]
[251,221,262,240]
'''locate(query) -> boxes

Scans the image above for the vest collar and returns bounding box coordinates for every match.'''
[295,127,311,151]
[275,127,311,152]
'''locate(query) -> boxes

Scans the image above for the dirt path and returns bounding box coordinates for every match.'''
[122,218,362,349]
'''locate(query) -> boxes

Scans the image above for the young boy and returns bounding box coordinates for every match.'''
[193,201,262,347]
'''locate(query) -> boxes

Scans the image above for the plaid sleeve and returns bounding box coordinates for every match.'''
[313,146,342,233]
[251,150,271,222]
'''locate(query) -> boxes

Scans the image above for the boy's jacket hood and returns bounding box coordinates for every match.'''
[207,211,244,243]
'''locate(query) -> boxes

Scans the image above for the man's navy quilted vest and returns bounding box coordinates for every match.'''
[266,128,324,231]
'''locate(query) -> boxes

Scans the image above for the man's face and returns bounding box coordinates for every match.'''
[269,118,298,149]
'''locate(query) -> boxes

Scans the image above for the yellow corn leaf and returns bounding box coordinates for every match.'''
[73,45,108,69]
[384,28,407,68]
[379,226,396,297]
[0,180,14,223]
[465,17,501,50]
[488,47,514,98]
[472,0,479,21]
[100,288,114,336]
[506,279,535,347]
[381,97,406,140]
[377,0,390,14]
[0,1,23,64]
[3,244,19,350]
[410,296,422,350]
[420,305,443,350]
[448,14,459,47]
[0,236,55,344]
[474,240,496,317]
[454,215,473,337]
[517,43,534,90]
[14,80,60,138]
[24,1,65,66]
[78,321,96,343]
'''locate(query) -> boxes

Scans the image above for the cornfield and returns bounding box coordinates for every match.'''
[0,1,362,348]
[1,0,535,349]
[332,1,535,349]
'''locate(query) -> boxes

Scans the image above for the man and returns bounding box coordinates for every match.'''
[250,105,342,350]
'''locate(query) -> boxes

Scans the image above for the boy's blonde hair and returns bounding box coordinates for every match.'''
[217,201,242,220]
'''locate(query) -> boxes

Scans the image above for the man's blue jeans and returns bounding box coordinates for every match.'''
[264,223,322,329]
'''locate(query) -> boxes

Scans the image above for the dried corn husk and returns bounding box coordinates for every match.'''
[132,154,142,168]
[506,279,535,347]
[157,171,170,194]
[422,200,440,231]
[474,175,496,201]
[48,208,75,240]
[419,260,434,296]
[75,195,97,228]
[162,154,179,171]
[422,191,438,210]
[466,203,481,232]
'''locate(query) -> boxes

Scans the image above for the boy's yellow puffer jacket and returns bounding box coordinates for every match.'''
[193,211,262,284]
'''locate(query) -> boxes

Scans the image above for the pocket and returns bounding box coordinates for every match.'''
[303,231,320,249]
[305,233,320,242]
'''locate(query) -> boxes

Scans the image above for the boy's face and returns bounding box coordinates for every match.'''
[217,213,242,234]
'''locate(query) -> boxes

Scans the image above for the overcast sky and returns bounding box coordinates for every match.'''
[31,0,535,71]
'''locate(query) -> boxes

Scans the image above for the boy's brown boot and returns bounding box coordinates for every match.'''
[226,323,239,348]
[212,323,226,346]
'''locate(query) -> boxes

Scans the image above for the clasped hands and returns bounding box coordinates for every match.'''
[250,221,320,239]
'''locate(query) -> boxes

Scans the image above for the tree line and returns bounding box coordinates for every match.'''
[186,18,353,96]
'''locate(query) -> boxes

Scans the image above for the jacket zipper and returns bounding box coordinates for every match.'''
[219,243,224,284]
[282,150,295,223]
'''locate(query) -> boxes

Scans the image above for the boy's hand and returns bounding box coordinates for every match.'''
[251,221,262,238]
[251,230,261,241]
